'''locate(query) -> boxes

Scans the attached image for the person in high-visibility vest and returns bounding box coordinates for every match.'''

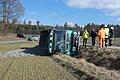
[104,25,110,47]
[98,25,106,48]
[83,29,89,47]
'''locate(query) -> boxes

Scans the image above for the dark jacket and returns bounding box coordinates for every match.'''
[91,31,97,38]
[109,29,114,38]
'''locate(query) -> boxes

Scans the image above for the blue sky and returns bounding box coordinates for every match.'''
[21,0,120,26]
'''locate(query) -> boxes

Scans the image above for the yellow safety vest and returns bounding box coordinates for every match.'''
[83,31,89,39]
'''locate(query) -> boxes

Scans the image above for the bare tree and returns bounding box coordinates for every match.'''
[0,0,24,33]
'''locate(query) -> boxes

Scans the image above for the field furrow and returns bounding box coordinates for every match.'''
[0,56,77,80]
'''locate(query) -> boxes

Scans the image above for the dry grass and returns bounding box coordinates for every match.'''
[113,38,120,46]
[0,56,77,80]
[0,42,38,53]
[0,34,24,41]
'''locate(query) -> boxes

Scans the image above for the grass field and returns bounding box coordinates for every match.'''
[112,38,120,46]
[0,33,40,52]
[0,56,77,80]
[0,42,38,53]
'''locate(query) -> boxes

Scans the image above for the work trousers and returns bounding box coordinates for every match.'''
[105,38,109,47]
[83,38,88,47]
[109,38,113,46]
[99,38,105,48]
[91,37,96,46]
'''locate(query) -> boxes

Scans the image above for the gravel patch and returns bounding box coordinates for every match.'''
[0,46,50,57]
[0,49,35,57]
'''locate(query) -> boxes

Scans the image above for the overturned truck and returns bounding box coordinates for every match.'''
[39,28,80,56]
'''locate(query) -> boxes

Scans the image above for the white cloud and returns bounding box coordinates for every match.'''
[65,0,120,16]
[24,19,37,25]
[67,22,75,27]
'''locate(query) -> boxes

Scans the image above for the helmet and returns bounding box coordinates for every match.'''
[111,27,114,30]
[84,29,87,32]
[100,24,105,28]
[105,25,108,28]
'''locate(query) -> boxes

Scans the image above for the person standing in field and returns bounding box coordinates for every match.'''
[98,25,106,48]
[91,29,97,46]
[104,25,110,47]
[109,27,114,46]
[83,29,89,47]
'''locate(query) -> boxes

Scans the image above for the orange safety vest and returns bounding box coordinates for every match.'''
[98,29,106,39]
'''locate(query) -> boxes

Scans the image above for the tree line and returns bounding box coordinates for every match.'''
[1,21,120,37]
[0,21,82,35]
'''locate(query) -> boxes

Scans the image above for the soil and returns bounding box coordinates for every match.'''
[53,55,96,80]
[74,46,120,70]
[53,54,120,80]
